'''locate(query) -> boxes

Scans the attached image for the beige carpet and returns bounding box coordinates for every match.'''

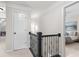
[0,37,33,57]
[66,42,79,57]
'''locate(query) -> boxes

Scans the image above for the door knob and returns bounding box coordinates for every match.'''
[14,32,16,34]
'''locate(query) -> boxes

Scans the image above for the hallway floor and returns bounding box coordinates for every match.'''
[66,42,79,57]
[2,36,79,57]
[0,37,33,57]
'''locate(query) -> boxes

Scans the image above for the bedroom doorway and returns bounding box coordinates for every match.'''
[64,1,79,57]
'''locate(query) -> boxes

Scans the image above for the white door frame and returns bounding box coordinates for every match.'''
[6,3,31,51]
[63,1,78,57]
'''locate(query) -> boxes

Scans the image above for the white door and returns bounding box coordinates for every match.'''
[13,9,27,50]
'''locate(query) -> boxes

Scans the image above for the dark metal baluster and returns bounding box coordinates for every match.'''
[49,37,51,57]
[56,36,58,55]
[58,36,59,56]
[43,37,45,57]
[57,36,59,55]
[45,37,47,57]
[55,36,58,55]
[54,36,56,56]
[48,37,50,57]
[47,37,49,57]
[43,37,46,56]
[50,37,52,57]
[50,36,52,56]
[48,37,49,57]
[37,32,42,57]
[55,36,57,55]
[54,36,56,55]
[46,37,48,57]
[51,37,52,56]
[42,37,43,56]
[53,37,56,55]
[44,37,46,57]
[41,37,43,56]
[51,36,52,56]
[52,37,54,56]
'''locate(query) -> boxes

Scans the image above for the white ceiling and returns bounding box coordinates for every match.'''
[5,1,58,12]
[26,1,57,11]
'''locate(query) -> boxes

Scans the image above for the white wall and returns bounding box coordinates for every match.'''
[30,11,40,34]
[39,1,72,56]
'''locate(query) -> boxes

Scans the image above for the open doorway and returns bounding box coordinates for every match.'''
[0,18,6,52]
[0,3,6,55]
[64,2,79,57]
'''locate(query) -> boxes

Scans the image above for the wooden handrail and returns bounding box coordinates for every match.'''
[29,32,61,37]
[29,32,37,37]
[42,33,61,37]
